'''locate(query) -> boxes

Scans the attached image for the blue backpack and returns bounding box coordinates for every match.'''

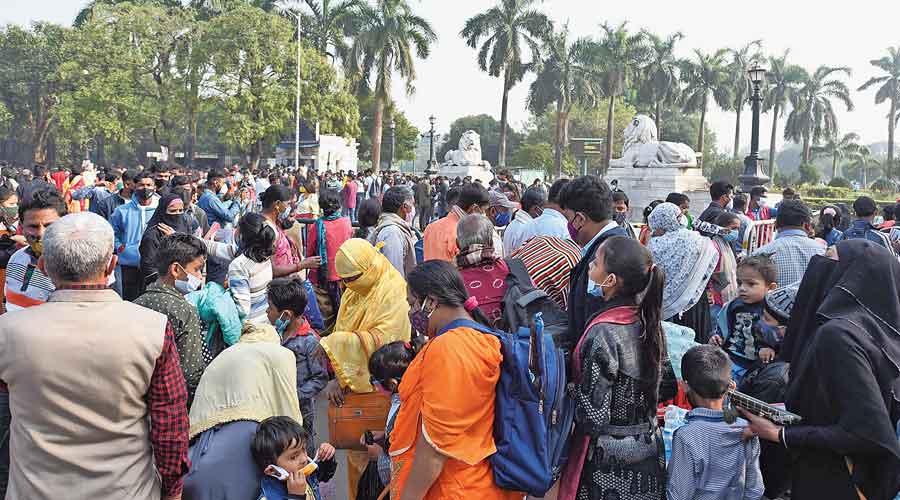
[440,312,573,497]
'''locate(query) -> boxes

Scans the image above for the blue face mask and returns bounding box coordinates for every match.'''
[274,312,289,338]
[495,211,511,226]
[723,230,740,243]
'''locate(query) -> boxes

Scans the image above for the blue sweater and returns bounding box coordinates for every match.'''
[110,196,158,268]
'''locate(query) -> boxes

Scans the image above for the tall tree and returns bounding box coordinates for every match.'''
[858,46,900,179]
[527,25,598,176]
[679,49,733,167]
[727,40,762,159]
[345,0,435,172]
[784,65,853,164]
[299,0,362,62]
[810,131,860,179]
[594,22,647,170]
[762,50,805,178]
[848,145,880,188]
[74,0,182,27]
[461,0,550,168]
[638,31,682,136]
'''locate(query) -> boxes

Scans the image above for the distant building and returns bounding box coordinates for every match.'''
[275,121,359,173]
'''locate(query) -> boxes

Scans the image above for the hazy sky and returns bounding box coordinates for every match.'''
[5,0,899,155]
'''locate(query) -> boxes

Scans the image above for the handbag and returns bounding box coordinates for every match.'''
[328,331,390,450]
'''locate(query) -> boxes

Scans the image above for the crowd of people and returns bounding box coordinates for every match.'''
[0,158,898,500]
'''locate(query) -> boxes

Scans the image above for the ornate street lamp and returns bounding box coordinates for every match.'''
[739,65,770,192]
[389,119,396,171]
[424,115,437,175]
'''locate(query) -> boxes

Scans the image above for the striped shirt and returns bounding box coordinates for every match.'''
[510,236,581,310]
[4,246,54,311]
[228,254,273,324]
[667,407,764,500]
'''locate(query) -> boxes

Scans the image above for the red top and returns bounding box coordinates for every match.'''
[341,181,358,209]
[305,217,353,283]
[458,259,510,330]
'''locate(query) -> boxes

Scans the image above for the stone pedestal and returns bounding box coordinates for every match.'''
[607,166,710,221]
[439,163,494,185]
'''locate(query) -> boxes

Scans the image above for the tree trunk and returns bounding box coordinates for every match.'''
[697,94,708,167]
[371,95,384,173]
[832,154,838,180]
[768,103,780,178]
[654,99,662,138]
[604,95,615,171]
[888,96,897,179]
[733,106,742,160]
[863,163,867,188]
[498,70,510,168]
[553,100,563,178]
[97,132,105,166]
[802,134,810,165]
[251,139,262,169]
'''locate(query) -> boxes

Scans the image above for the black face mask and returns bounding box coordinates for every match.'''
[155,178,167,189]
[135,188,154,201]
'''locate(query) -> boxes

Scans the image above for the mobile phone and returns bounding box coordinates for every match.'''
[364,430,375,446]
[265,464,290,481]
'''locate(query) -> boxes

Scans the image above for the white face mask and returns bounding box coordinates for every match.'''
[218,183,228,196]
[405,205,416,224]
[175,264,204,294]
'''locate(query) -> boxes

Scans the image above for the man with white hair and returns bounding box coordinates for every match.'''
[0,212,189,500]
[371,185,418,277]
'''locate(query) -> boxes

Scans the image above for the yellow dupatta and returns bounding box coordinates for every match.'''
[320,239,411,393]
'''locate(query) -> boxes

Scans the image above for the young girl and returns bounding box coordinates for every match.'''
[560,235,676,500]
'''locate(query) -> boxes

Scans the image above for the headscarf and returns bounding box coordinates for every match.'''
[785,240,900,498]
[146,193,191,235]
[647,202,718,320]
[188,322,301,439]
[319,239,411,393]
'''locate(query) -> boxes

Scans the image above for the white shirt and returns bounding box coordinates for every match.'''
[502,209,534,256]
[518,208,571,243]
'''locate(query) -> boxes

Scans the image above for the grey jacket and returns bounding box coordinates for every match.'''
[282,332,328,401]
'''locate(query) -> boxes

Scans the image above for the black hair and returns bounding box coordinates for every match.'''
[156,233,206,276]
[521,188,546,213]
[238,212,276,263]
[749,186,767,199]
[456,183,490,211]
[782,188,796,199]
[355,198,382,235]
[251,416,309,471]
[407,260,492,328]
[382,186,411,214]
[816,206,841,240]
[665,192,689,207]
[714,212,740,227]
[0,186,15,204]
[853,196,877,217]
[732,193,748,211]
[122,169,138,183]
[558,175,613,223]
[319,188,342,216]
[207,167,227,182]
[681,345,732,399]
[884,205,896,220]
[894,203,900,222]
[547,179,569,205]
[738,254,778,285]
[612,191,629,207]
[32,165,47,178]
[775,199,811,229]
[445,187,461,207]
[19,188,67,221]
[267,278,308,315]
[709,180,734,201]
[368,339,426,389]
[70,165,83,176]
[134,171,154,183]
[642,200,663,223]
[171,175,191,188]
[261,184,292,210]
[596,236,665,406]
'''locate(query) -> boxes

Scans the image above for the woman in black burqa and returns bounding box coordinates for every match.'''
[743,239,900,500]
[139,193,194,289]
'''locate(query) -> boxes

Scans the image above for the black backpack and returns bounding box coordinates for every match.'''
[502,258,570,353]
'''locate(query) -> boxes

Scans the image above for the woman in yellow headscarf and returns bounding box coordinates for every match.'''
[320,238,411,497]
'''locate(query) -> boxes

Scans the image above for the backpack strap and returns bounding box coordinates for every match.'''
[505,257,538,292]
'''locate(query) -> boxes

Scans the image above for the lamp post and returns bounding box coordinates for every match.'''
[424,115,437,176]
[389,119,396,171]
[739,65,770,192]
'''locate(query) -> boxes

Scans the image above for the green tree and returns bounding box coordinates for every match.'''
[679,49,733,166]
[797,163,821,185]
[857,47,900,179]
[74,0,182,27]
[345,0,436,172]
[527,25,598,176]
[438,114,524,166]
[847,145,880,187]
[656,106,718,163]
[461,0,550,168]
[727,40,762,159]
[594,22,647,170]
[763,50,806,178]
[810,132,860,179]
[357,95,418,166]
[299,0,363,62]
[784,65,854,164]
[637,31,682,136]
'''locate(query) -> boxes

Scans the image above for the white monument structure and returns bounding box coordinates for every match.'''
[608,115,709,220]
[440,130,494,184]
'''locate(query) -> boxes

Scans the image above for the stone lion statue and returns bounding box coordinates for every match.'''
[443,130,491,167]
[609,114,698,168]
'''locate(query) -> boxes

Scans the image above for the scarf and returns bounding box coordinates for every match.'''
[373,212,417,275]
[316,212,341,280]
[455,243,498,268]
[710,236,739,305]
[648,203,718,320]
[188,322,301,439]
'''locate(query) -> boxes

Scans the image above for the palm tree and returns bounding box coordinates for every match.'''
[727,40,762,159]
[594,22,647,169]
[679,49,733,165]
[784,65,854,164]
[527,25,598,177]
[461,0,550,168]
[299,0,363,62]
[858,46,900,179]
[763,50,806,178]
[638,31,682,137]
[345,0,436,172]
[811,132,860,179]
[849,145,880,188]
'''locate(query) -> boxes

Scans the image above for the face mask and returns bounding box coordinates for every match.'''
[274,311,290,338]
[279,204,292,221]
[155,178,166,189]
[2,206,18,219]
[723,230,740,243]
[116,181,124,191]
[406,206,416,224]
[174,264,204,294]
[494,211,511,226]
[613,212,628,225]
[567,217,580,240]
[409,299,433,336]
[233,230,242,250]
[758,197,767,206]
[588,274,614,299]
[218,184,228,197]
[135,188,154,201]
